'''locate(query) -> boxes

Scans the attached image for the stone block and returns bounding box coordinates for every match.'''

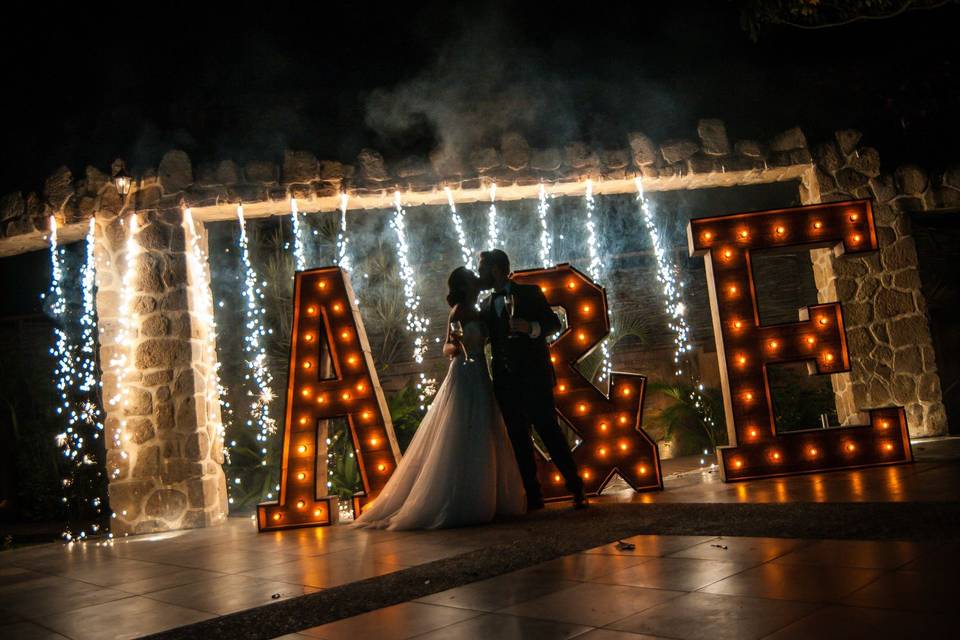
[156,386,171,402]
[44,166,73,210]
[769,127,807,152]
[133,295,158,315]
[601,148,629,170]
[891,374,917,404]
[145,489,188,521]
[162,254,188,289]
[158,150,193,193]
[874,289,915,318]
[881,237,919,271]
[849,147,880,178]
[319,160,346,180]
[160,287,189,312]
[161,459,204,484]
[357,148,390,181]
[564,142,599,168]
[814,142,843,173]
[175,396,197,431]
[924,403,948,435]
[106,448,130,481]
[734,139,765,159]
[697,119,730,155]
[282,150,319,184]
[393,156,431,178]
[469,147,501,173]
[135,252,164,293]
[184,431,210,461]
[626,131,657,166]
[893,346,923,375]
[887,315,932,347]
[244,160,276,184]
[108,478,153,520]
[141,314,170,337]
[660,139,699,163]
[918,372,941,402]
[835,129,862,155]
[186,475,221,509]
[127,387,153,416]
[530,148,562,171]
[500,132,531,170]
[895,164,928,195]
[835,167,869,193]
[128,417,156,445]
[133,445,160,478]
[136,338,192,369]
[892,268,922,290]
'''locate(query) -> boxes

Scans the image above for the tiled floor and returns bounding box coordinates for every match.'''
[2,442,958,639]
[0,519,497,639]
[295,534,956,640]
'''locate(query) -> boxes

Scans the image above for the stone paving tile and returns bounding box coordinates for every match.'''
[416,570,580,611]
[499,582,684,627]
[0,621,71,639]
[583,535,716,557]
[769,539,925,570]
[144,572,318,615]
[44,557,187,588]
[760,604,953,639]
[608,591,819,640]
[111,567,229,595]
[297,602,480,640]
[668,537,809,564]
[593,557,755,592]
[841,569,954,613]
[574,630,668,640]
[237,551,406,588]
[701,563,883,603]
[512,552,651,582]
[42,595,214,640]
[410,612,593,639]
[0,576,132,618]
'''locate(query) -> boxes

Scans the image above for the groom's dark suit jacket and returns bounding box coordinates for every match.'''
[482,281,562,388]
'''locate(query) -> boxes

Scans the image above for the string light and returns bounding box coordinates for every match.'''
[486,182,499,249]
[392,192,436,410]
[183,209,228,469]
[48,217,106,540]
[290,198,306,272]
[636,177,718,438]
[336,193,351,272]
[237,205,276,460]
[537,183,553,267]
[444,187,474,270]
[584,180,612,383]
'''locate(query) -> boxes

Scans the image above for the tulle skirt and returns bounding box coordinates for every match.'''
[353,354,526,530]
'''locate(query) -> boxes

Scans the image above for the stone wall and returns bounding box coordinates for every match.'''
[92,170,227,535]
[808,131,949,436]
[0,120,952,535]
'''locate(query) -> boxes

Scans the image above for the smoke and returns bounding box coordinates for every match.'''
[364,13,580,161]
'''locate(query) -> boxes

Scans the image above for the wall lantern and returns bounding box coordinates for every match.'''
[113,164,133,199]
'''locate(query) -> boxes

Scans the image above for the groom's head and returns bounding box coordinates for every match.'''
[478,249,510,290]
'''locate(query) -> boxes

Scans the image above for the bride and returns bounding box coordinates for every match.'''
[353,267,527,530]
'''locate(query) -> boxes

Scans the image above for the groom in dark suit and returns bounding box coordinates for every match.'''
[478,250,588,510]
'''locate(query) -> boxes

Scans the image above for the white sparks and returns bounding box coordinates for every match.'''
[289,198,306,272]
[584,181,613,383]
[237,205,275,449]
[445,187,474,270]
[537,183,553,267]
[336,192,351,272]
[486,182,499,249]
[636,177,716,431]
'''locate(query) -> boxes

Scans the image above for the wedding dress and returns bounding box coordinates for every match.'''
[353,320,526,530]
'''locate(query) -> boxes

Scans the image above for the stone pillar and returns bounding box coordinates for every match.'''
[808,133,948,437]
[95,185,227,535]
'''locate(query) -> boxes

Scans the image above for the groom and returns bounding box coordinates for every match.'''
[478,249,588,510]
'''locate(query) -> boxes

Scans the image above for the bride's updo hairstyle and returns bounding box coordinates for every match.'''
[446,266,471,308]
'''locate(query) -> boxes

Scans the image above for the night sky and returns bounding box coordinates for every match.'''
[1,1,958,194]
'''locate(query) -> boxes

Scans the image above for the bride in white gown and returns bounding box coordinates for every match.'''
[353,267,527,530]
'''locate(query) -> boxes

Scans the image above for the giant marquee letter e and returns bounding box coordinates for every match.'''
[513,264,662,499]
[257,267,401,531]
[687,199,912,481]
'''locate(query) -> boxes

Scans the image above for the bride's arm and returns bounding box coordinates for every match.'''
[442,307,461,359]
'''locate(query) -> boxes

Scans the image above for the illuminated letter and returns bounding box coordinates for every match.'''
[687,199,911,481]
[257,267,401,530]
[513,264,662,499]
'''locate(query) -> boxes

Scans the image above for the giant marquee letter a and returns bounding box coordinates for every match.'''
[512,264,662,499]
[687,199,912,481]
[257,267,401,531]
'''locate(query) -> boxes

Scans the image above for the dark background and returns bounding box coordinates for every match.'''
[1,0,957,196]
